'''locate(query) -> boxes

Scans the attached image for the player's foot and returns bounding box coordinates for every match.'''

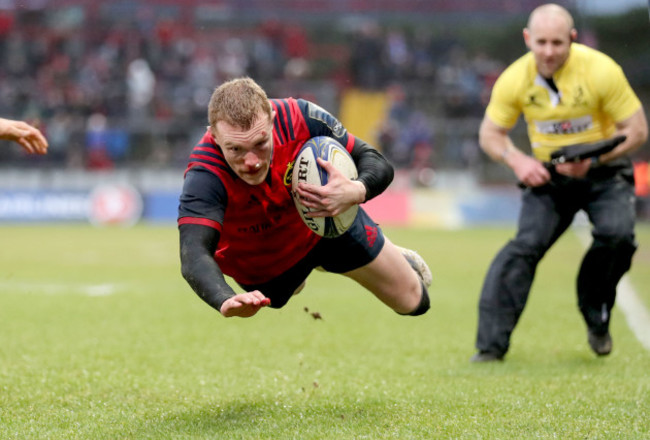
[396,246,432,288]
[588,329,612,356]
[470,351,504,363]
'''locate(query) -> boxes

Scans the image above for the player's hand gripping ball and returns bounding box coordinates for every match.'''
[292,136,359,238]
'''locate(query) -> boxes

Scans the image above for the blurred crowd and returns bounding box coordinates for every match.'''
[0,6,503,173]
[349,21,503,175]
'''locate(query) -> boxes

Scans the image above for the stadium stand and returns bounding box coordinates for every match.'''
[0,0,647,198]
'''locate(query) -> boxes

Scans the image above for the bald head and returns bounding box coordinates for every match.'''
[528,4,574,33]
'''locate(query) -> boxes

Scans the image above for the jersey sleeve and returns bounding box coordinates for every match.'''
[351,137,394,201]
[297,98,355,152]
[177,167,227,230]
[485,65,523,129]
[593,55,642,123]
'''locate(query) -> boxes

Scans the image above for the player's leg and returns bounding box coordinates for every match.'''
[394,245,432,288]
[344,237,428,315]
[318,207,430,315]
[578,170,637,355]
[473,186,576,361]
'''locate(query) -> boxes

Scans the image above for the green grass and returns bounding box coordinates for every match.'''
[0,223,649,439]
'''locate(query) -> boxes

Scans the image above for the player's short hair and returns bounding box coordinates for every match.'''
[208,77,273,130]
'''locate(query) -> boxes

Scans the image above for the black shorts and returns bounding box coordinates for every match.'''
[238,207,385,308]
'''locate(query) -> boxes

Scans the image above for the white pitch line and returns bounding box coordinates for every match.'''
[0,281,119,296]
[615,276,650,350]
[573,222,650,350]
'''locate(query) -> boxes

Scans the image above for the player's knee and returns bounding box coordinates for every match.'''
[589,234,637,267]
[398,282,430,316]
[594,233,636,250]
[508,239,546,260]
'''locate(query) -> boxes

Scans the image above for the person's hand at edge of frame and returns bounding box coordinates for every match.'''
[0,118,48,155]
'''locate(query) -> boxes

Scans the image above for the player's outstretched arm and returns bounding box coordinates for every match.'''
[0,118,48,155]
[180,223,270,318]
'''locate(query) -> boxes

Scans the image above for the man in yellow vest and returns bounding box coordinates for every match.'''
[471,3,648,362]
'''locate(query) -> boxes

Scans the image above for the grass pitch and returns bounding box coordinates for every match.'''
[0,223,649,439]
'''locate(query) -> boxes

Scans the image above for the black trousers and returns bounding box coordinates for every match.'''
[475,162,637,356]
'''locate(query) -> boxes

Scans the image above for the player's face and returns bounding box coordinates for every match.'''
[524,17,574,78]
[213,111,275,185]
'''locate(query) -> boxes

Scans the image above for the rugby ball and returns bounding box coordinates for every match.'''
[292,136,359,238]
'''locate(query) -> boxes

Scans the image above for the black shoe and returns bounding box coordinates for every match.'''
[470,351,504,363]
[588,330,612,356]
